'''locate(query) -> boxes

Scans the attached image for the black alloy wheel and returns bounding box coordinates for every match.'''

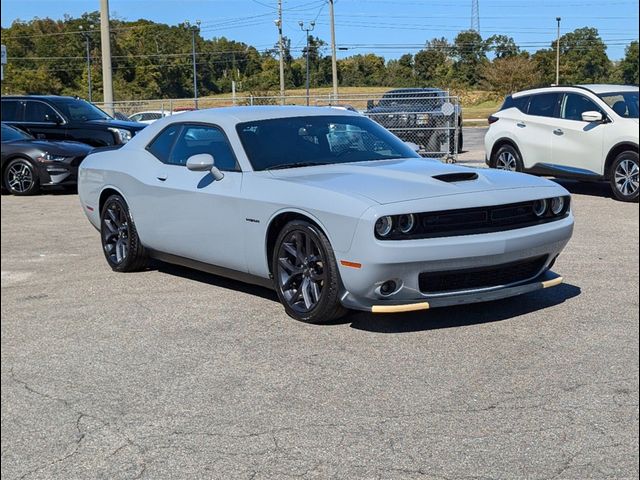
[273,220,346,323]
[100,194,147,272]
[4,158,40,195]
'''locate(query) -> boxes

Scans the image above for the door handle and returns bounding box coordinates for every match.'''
[516,122,526,128]
[156,174,168,181]
[553,129,564,136]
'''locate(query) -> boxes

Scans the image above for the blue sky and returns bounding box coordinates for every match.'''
[1,0,638,60]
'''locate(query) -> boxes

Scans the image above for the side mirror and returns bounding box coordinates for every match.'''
[582,111,603,123]
[186,153,224,180]
[405,141,421,153]
[366,100,374,110]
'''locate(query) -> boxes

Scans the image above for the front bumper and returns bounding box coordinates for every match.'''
[336,213,574,313]
[37,156,85,187]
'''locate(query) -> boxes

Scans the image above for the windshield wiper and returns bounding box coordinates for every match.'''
[265,161,329,170]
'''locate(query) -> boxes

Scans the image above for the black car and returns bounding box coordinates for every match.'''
[365,88,463,156]
[1,123,94,195]
[1,95,146,147]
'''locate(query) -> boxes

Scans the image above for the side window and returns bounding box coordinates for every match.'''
[169,124,238,171]
[500,95,529,113]
[147,124,181,162]
[560,93,603,121]
[527,93,560,118]
[24,101,60,123]
[1,100,23,121]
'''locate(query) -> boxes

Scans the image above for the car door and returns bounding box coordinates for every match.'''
[20,100,68,141]
[550,92,606,176]
[516,92,561,169]
[136,122,247,271]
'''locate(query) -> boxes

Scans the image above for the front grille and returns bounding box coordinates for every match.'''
[418,255,548,294]
[379,197,570,240]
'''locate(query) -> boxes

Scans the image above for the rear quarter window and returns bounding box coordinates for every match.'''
[1,100,22,121]
[501,95,529,113]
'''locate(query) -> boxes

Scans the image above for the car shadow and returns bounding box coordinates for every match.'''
[152,261,279,303]
[550,179,612,199]
[335,283,581,333]
[150,260,581,333]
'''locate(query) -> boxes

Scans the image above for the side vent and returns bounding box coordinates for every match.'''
[432,172,479,183]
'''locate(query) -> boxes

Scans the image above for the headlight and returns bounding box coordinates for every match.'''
[416,114,430,125]
[398,214,416,234]
[109,127,133,144]
[375,216,393,237]
[37,152,67,163]
[533,199,547,217]
[550,196,565,215]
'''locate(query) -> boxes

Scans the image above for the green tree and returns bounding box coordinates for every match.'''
[557,27,611,83]
[619,41,639,84]
[487,35,519,59]
[481,55,542,95]
[452,30,488,86]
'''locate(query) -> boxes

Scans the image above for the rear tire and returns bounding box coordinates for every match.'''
[4,158,41,195]
[491,144,523,172]
[100,194,148,272]
[272,220,347,324]
[610,151,639,202]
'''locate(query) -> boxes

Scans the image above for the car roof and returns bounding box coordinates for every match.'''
[162,105,359,123]
[2,95,84,101]
[512,84,639,98]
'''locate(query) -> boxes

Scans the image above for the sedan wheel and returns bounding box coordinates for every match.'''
[273,220,346,323]
[100,194,148,271]
[4,159,40,195]
[611,152,639,202]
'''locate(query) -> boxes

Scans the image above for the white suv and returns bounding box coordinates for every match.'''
[485,85,639,202]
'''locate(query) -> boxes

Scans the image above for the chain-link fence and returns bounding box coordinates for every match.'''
[96,90,461,161]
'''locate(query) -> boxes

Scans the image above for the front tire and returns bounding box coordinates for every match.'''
[272,220,347,324]
[610,151,639,202]
[492,144,523,172]
[4,158,41,195]
[100,194,148,272]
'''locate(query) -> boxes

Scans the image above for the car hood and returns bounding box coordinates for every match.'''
[85,119,147,130]
[268,158,558,205]
[7,139,94,155]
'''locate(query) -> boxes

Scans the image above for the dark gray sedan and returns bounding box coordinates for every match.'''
[1,123,93,195]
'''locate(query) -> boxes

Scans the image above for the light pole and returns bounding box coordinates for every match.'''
[79,24,95,102]
[185,20,201,109]
[555,17,561,85]
[299,20,315,106]
[328,0,338,99]
[275,0,285,104]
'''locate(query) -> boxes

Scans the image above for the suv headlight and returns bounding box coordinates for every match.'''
[109,127,133,144]
[416,113,430,125]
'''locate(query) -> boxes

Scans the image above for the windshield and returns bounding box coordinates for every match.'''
[50,98,112,121]
[236,115,420,171]
[598,91,639,118]
[1,123,33,142]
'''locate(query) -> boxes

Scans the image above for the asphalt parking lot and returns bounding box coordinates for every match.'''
[1,129,638,479]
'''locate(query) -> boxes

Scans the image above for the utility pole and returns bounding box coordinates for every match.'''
[328,0,338,100]
[185,20,201,109]
[275,0,285,104]
[99,0,114,115]
[79,24,95,102]
[299,20,315,107]
[555,17,561,85]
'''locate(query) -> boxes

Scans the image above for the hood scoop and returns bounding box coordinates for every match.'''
[432,172,479,183]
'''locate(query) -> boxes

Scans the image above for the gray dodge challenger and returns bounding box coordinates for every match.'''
[78,106,574,323]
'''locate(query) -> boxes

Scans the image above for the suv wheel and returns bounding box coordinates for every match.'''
[492,144,523,172]
[610,151,639,202]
